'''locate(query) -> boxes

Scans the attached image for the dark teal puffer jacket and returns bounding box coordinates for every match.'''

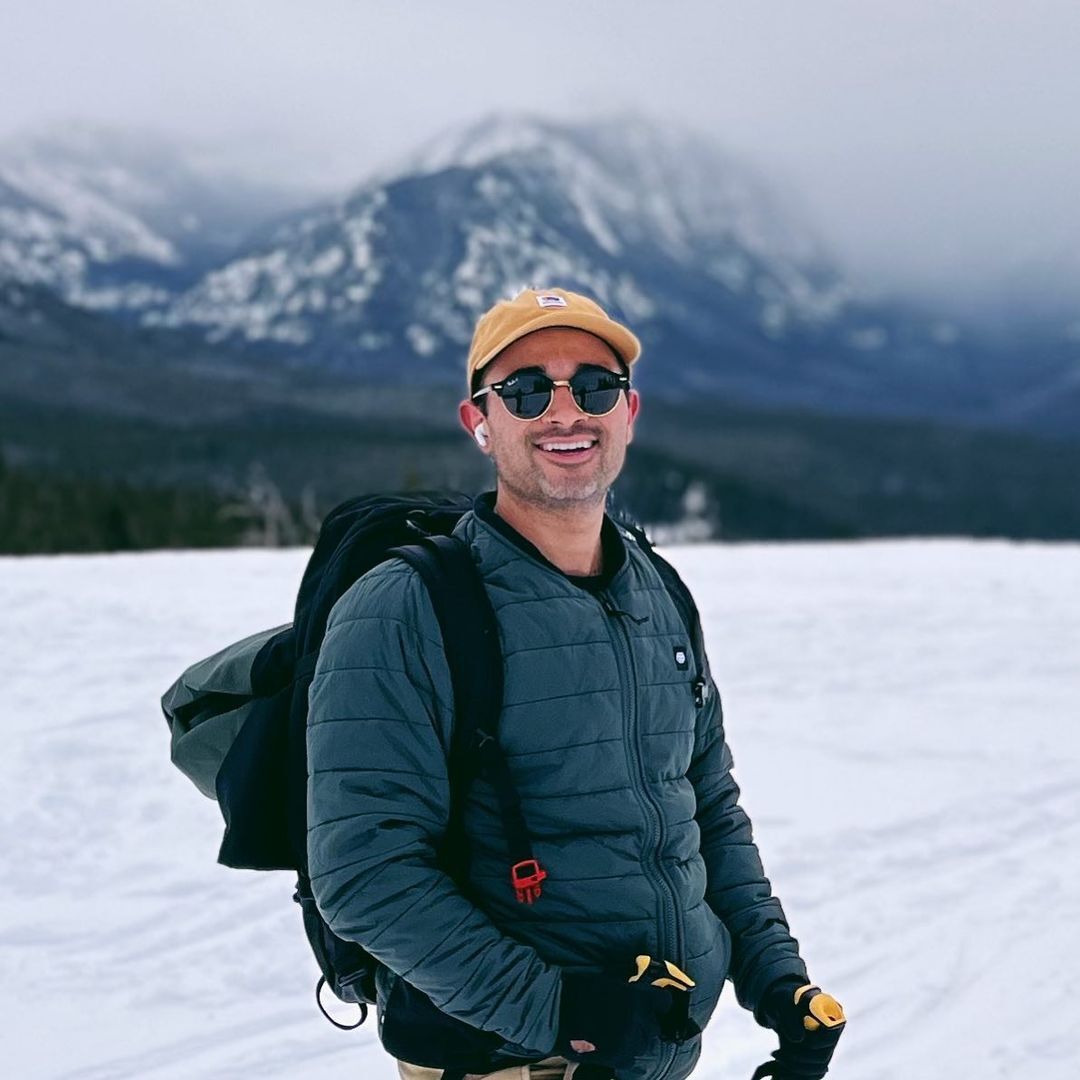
[307,499,807,1080]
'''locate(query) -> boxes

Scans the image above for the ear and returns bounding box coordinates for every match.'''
[625,388,641,445]
[459,399,491,454]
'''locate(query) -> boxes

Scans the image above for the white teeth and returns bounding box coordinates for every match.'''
[539,440,596,452]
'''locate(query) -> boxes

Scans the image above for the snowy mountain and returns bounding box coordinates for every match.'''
[141,112,1049,426]
[146,114,856,371]
[2,115,1077,435]
[0,123,307,313]
[4,540,1078,1078]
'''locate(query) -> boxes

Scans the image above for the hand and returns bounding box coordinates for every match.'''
[752,979,846,1080]
[628,954,701,1043]
[557,971,674,1070]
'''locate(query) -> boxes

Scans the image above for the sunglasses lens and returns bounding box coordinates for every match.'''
[500,372,553,419]
[572,369,625,415]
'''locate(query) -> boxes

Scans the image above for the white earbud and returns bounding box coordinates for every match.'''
[475,424,489,448]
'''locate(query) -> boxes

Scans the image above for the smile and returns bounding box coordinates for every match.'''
[537,436,604,457]
[537,438,598,454]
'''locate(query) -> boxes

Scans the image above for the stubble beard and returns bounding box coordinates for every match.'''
[493,438,626,513]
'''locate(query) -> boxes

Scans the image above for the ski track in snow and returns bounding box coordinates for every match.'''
[1,540,1077,1079]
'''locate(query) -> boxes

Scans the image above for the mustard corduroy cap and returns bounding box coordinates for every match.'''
[466,287,642,389]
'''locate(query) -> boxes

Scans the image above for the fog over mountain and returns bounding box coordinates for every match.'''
[0,124,306,310]
[4,1,1079,310]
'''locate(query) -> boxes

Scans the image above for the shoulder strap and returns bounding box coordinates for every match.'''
[390,536,544,903]
[621,522,712,707]
[390,534,503,786]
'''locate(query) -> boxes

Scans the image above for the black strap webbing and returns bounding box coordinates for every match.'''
[475,730,534,868]
[389,536,535,892]
[623,523,710,691]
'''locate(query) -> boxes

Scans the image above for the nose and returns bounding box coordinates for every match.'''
[544,381,580,425]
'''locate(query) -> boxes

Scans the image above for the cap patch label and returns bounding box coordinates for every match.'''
[535,294,568,308]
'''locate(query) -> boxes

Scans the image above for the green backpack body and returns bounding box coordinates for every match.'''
[164,623,291,800]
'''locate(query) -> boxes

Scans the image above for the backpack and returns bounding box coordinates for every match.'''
[161,491,709,1031]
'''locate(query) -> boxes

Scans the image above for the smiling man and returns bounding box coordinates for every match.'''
[460,305,639,579]
[306,287,845,1080]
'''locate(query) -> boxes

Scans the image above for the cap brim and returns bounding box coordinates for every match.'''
[472,310,642,378]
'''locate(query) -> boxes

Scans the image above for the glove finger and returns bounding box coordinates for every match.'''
[804,991,846,1032]
[661,959,695,988]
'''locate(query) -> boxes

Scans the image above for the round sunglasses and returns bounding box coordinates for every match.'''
[472,364,630,421]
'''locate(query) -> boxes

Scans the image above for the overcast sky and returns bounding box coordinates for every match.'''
[4,0,1080,306]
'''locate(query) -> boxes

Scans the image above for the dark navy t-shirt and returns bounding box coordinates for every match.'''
[472,491,626,595]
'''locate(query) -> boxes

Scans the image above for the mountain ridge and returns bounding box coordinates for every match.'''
[1,114,1077,437]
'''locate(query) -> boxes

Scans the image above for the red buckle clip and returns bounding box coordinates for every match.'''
[511,859,547,904]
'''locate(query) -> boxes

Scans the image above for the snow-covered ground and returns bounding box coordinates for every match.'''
[2,540,1077,1079]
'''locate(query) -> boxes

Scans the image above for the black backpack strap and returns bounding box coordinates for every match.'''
[621,522,712,709]
[475,729,547,904]
[390,535,547,905]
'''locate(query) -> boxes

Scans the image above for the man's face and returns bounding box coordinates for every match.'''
[459,326,641,511]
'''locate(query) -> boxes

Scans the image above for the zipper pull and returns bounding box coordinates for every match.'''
[692,677,707,708]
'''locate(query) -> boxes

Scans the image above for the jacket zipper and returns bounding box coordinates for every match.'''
[600,590,682,1080]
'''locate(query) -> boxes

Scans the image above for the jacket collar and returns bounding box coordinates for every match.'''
[471,490,627,592]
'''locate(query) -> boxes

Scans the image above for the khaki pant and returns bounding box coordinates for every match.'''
[396,1056,578,1080]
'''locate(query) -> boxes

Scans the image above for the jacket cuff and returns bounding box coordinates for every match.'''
[753,974,809,1029]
